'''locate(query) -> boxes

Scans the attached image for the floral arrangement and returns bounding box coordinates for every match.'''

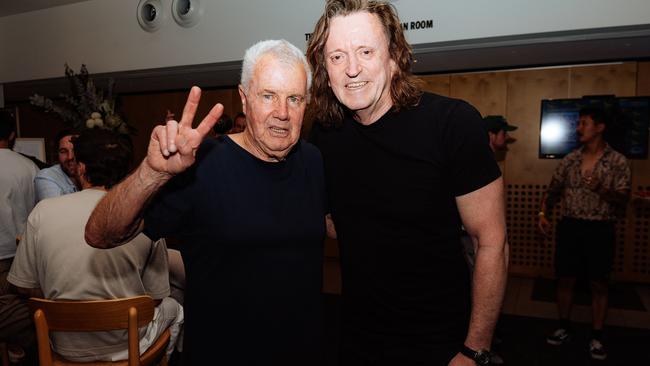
[29,64,134,135]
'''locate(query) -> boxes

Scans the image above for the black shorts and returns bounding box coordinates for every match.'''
[555,217,616,281]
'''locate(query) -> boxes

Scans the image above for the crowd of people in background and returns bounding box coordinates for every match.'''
[9,128,184,362]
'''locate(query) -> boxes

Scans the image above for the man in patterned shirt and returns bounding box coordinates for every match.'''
[538,107,631,361]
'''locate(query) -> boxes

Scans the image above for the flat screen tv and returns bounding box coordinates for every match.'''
[539,96,650,159]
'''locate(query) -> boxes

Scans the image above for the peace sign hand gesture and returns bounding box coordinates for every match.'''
[146,86,224,175]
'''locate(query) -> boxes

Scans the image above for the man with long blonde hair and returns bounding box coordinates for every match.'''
[308,1,509,364]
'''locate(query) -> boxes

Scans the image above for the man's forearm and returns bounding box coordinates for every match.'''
[464,242,509,350]
[85,160,172,248]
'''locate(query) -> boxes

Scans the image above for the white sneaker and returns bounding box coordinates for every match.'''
[8,344,25,364]
[546,328,571,345]
[589,339,607,360]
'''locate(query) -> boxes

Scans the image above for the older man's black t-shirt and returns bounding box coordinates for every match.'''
[311,92,501,364]
[144,136,326,365]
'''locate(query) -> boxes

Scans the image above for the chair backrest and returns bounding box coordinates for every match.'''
[0,342,9,366]
[27,296,168,366]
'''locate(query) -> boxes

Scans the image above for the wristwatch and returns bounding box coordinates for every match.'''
[460,344,491,365]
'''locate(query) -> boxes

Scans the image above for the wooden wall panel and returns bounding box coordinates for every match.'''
[120,87,240,163]
[15,103,69,164]
[569,62,637,98]
[449,72,508,117]
[504,68,569,185]
[638,61,650,95]
[418,74,451,96]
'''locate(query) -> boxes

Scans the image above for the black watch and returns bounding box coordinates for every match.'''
[460,344,491,365]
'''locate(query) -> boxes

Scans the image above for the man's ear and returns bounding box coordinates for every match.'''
[77,161,86,177]
[238,85,248,112]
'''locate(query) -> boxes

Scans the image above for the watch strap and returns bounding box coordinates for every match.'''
[460,344,490,365]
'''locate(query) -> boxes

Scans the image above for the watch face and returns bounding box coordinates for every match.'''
[476,351,491,365]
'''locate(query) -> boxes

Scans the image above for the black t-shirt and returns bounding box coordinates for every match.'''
[144,136,326,365]
[311,92,501,363]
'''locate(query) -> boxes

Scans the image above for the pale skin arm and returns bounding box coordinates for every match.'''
[85,86,223,248]
[449,177,509,366]
[325,214,337,239]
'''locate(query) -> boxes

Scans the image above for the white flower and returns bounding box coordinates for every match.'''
[99,101,113,114]
[29,64,133,135]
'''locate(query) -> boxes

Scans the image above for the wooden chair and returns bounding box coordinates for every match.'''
[27,296,170,366]
[0,342,9,366]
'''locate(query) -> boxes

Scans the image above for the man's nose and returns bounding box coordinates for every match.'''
[274,99,289,120]
[345,54,361,78]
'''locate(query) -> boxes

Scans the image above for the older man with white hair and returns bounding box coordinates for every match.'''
[85,39,326,365]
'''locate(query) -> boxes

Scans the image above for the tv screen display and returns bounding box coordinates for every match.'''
[539,96,650,159]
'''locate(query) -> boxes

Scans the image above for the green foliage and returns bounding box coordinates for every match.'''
[29,64,135,135]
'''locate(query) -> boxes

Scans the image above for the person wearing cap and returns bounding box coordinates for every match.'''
[484,115,517,153]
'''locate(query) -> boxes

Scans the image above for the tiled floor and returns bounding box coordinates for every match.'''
[324,257,650,330]
[503,275,650,330]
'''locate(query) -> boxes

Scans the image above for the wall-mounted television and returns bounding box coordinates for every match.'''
[539,96,650,159]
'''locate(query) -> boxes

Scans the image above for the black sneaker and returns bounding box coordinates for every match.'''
[546,328,571,345]
[589,339,607,360]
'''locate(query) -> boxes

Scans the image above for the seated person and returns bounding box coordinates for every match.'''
[34,129,80,201]
[229,112,246,133]
[8,128,183,362]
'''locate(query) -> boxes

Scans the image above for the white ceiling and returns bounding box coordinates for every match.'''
[0,0,90,17]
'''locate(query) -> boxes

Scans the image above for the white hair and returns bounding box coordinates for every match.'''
[240,39,312,94]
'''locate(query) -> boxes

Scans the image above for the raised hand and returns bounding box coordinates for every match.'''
[146,86,223,175]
